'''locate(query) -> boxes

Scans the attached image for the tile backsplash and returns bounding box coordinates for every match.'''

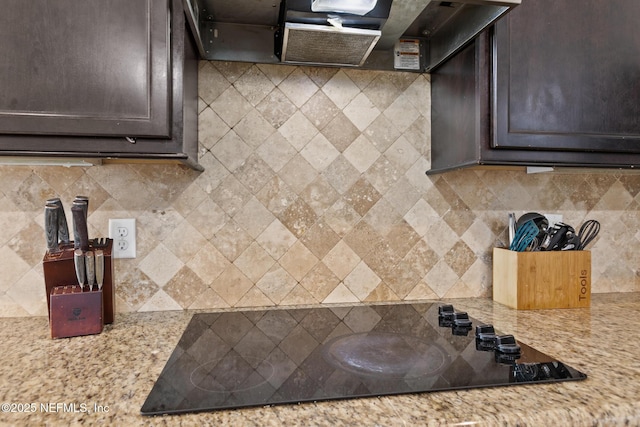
[1,61,639,317]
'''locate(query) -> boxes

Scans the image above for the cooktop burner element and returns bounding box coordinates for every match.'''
[141,303,587,416]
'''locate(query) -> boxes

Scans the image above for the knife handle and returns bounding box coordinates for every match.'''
[95,250,104,290]
[85,251,95,290]
[73,196,89,219]
[74,249,86,287]
[47,198,70,244]
[72,205,89,252]
[44,205,59,253]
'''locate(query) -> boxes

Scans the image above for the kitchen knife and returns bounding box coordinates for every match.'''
[74,249,86,288]
[46,198,70,244]
[72,204,90,252]
[44,204,60,254]
[95,250,104,290]
[85,251,95,291]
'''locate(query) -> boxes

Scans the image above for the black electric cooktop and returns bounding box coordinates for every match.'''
[141,303,586,415]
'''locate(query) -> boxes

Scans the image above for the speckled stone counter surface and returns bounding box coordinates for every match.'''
[1,293,639,426]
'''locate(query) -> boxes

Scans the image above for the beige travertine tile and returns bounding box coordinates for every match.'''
[186,242,229,285]
[0,246,31,293]
[234,155,276,196]
[5,270,47,316]
[256,63,296,85]
[211,86,254,128]
[344,177,382,217]
[163,220,208,263]
[4,59,638,317]
[343,92,380,132]
[279,241,318,281]
[278,68,319,108]
[299,262,340,302]
[323,198,361,237]
[256,219,297,260]
[383,92,421,133]
[278,111,319,151]
[300,133,340,172]
[211,264,253,306]
[302,66,339,87]
[214,61,253,83]
[138,244,184,288]
[362,72,402,111]
[164,266,207,308]
[279,154,319,195]
[344,220,382,259]
[198,107,230,150]
[234,242,276,283]
[321,112,361,153]
[256,176,297,216]
[299,219,340,259]
[198,62,230,105]
[343,134,380,173]
[256,264,298,304]
[211,175,253,217]
[233,65,275,106]
[256,132,298,173]
[322,70,360,109]
[7,222,45,268]
[211,130,253,172]
[343,261,381,300]
[323,155,360,195]
[300,175,340,216]
[300,91,340,130]
[138,289,182,312]
[185,198,227,240]
[210,219,253,262]
[323,240,360,281]
[279,197,318,239]
[234,109,276,149]
[256,88,297,129]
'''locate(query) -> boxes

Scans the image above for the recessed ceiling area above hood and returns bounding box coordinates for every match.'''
[182,0,521,72]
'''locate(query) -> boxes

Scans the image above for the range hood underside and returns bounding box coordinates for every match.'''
[183,0,520,72]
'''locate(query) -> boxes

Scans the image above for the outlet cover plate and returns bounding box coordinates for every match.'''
[108,218,136,259]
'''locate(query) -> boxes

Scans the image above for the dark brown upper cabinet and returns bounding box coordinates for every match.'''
[0,0,201,170]
[429,0,640,174]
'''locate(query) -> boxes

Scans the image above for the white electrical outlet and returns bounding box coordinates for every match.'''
[109,218,136,259]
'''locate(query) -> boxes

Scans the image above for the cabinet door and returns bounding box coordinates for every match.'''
[493,0,640,153]
[0,0,170,138]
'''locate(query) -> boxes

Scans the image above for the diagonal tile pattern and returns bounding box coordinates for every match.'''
[1,61,639,317]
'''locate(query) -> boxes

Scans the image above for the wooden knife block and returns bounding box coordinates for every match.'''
[42,239,115,324]
[50,285,103,339]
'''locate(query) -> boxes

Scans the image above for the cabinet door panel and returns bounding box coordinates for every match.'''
[0,0,170,138]
[493,0,640,153]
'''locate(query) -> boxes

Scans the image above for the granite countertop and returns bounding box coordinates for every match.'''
[1,293,639,426]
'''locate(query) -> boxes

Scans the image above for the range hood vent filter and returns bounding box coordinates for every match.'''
[281,22,381,67]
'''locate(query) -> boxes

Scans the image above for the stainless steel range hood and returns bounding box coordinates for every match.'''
[182,0,521,72]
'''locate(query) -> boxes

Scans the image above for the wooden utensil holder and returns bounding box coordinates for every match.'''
[493,247,591,310]
[43,239,115,324]
[49,285,103,339]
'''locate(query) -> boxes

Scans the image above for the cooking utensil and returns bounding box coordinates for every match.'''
[46,198,70,244]
[44,204,60,253]
[577,219,600,250]
[509,219,539,252]
[71,204,89,252]
[95,250,104,290]
[74,249,86,288]
[508,213,516,246]
[542,222,574,251]
[85,251,95,291]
